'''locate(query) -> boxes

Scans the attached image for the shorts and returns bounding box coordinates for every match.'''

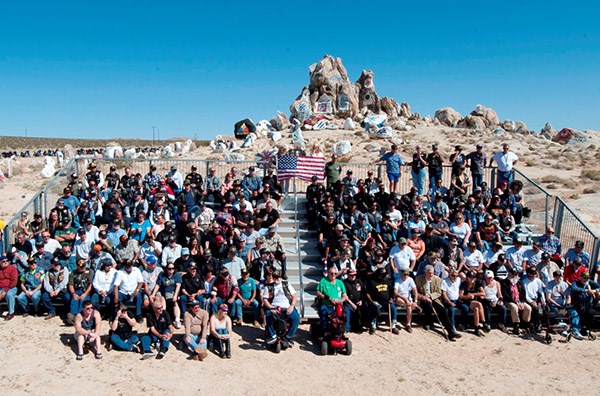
[387,173,400,182]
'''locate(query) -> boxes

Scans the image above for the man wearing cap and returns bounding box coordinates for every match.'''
[570,271,600,337]
[41,258,71,320]
[184,300,210,360]
[241,166,262,200]
[489,143,518,184]
[324,153,342,189]
[114,235,140,267]
[505,238,526,275]
[264,226,287,278]
[79,216,99,242]
[211,268,240,316]
[522,267,546,332]
[416,251,446,278]
[204,167,221,203]
[185,165,204,194]
[161,236,182,268]
[91,258,117,310]
[263,269,300,344]
[564,257,586,286]
[104,165,121,195]
[129,211,152,243]
[73,228,94,261]
[441,268,470,332]
[537,252,560,286]
[143,165,162,191]
[32,241,54,272]
[394,268,419,332]
[378,144,403,193]
[466,144,487,190]
[426,144,444,189]
[449,145,466,177]
[61,186,81,216]
[113,261,145,322]
[564,240,590,269]
[474,215,501,252]
[522,241,543,271]
[489,253,510,281]
[223,247,247,282]
[545,270,583,339]
[141,298,174,359]
[416,265,461,339]
[139,233,162,268]
[167,164,183,192]
[237,268,261,326]
[179,263,205,328]
[106,219,127,249]
[197,202,215,232]
[410,145,428,195]
[389,238,416,279]
[482,241,504,269]
[54,220,77,248]
[462,241,484,273]
[17,258,45,316]
[84,162,104,190]
[343,268,365,332]
[68,172,85,199]
[141,256,163,308]
[351,214,372,259]
[537,227,562,262]
[0,256,19,321]
[249,247,272,281]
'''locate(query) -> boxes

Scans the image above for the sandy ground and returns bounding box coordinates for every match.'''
[0,316,593,395]
[1,126,599,395]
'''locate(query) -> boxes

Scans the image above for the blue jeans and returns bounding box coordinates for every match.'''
[185,333,208,353]
[116,291,143,317]
[549,304,580,332]
[41,290,71,315]
[0,287,17,315]
[483,302,507,325]
[180,294,204,316]
[17,289,42,314]
[90,292,113,311]
[141,330,171,353]
[241,299,260,321]
[445,300,470,328]
[70,290,91,315]
[110,333,140,351]
[210,328,231,355]
[497,170,514,185]
[265,307,300,339]
[471,173,483,190]
[411,168,427,196]
[429,171,442,189]
[369,301,397,327]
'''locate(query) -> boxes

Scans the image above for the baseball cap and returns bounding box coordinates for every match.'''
[335,224,344,231]
[219,304,229,312]
[485,270,494,278]
[311,175,318,181]
[272,270,281,278]
[398,237,407,244]
[181,247,190,255]
[339,236,349,242]
[203,249,212,256]
[466,270,475,278]
[400,268,410,275]
[0,255,8,261]
[77,228,85,234]
[189,300,201,307]
[120,235,129,243]
[259,248,270,255]
[171,165,177,170]
[581,271,590,278]
[476,143,483,149]
[146,256,157,264]
[241,268,249,275]
[575,241,584,248]
[348,268,357,275]
[215,235,224,243]
[268,225,277,232]
[541,252,550,260]
[468,241,477,247]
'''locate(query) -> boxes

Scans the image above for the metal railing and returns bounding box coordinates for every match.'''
[552,196,600,264]
[513,168,553,231]
[293,179,304,317]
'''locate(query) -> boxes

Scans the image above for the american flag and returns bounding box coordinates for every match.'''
[277,154,325,182]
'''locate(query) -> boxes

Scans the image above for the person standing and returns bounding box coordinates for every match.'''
[426,144,444,189]
[489,143,518,185]
[411,146,428,196]
[324,154,342,189]
[379,144,403,193]
[466,144,487,191]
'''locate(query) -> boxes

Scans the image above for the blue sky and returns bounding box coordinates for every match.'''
[1,1,599,141]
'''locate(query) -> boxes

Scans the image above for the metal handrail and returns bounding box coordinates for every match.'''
[293,178,305,318]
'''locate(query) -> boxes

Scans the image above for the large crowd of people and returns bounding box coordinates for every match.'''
[0,142,599,361]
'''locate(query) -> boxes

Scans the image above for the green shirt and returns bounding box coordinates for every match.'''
[324,161,342,185]
[317,278,347,306]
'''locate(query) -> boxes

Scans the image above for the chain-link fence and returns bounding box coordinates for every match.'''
[513,168,553,233]
[553,196,600,264]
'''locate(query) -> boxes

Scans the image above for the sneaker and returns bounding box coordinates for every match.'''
[156,350,165,359]
[498,323,507,333]
[423,324,431,331]
[449,328,462,339]
[142,352,155,360]
[474,328,484,337]
[45,313,56,320]
[369,326,376,335]
[266,335,277,345]
[4,314,14,321]
[483,323,491,333]
[405,325,413,333]
[131,345,141,354]
[572,331,584,340]
[456,324,466,332]
[174,320,181,329]
[392,327,400,335]
[22,312,29,318]
[512,324,520,335]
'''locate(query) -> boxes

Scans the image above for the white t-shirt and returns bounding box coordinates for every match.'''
[441,276,461,301]
[523,277,545,303]
[464,249,484,268]
[523,248,542,269]
[387,209,402,226]
[505,246,525,271]
[270,281,296,309]
[142,266,164,291]
[114,267,144,295]
[394,277,416,300]
[389,244,416,271]
[483,248,504,265]
[92,268,117,293]
[492,151,519,172]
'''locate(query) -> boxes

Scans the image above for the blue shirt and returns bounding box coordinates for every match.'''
[564,248,590,267]
[380,152,403,174]
[238,277,257,299]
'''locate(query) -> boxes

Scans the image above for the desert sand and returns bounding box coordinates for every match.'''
[1,126,599,395]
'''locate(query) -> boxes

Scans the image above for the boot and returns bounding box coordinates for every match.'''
[512,323,520,335]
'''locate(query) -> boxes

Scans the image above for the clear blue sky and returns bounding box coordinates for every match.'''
[1,1,599,141]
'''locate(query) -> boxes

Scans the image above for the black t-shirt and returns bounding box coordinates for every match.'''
[182,272,203,294]
[343,278,364,304]
[460,279,484,300]
[368,278,393,304]
[111,310,135,338]
[257,208,279,229]
[146,309,172,334]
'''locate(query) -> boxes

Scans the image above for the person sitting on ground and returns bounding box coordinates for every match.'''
[237,268,260,326]
[0,255,19,321]
[458,270,489,336]
[500,268,532,335]
[416,265,461,340]
[394,268,419,333]
[184,300,210,361]
[17,258,45,316]
[108,303,141,353]
[141,299,174,360]
[113,261,145,323]
[74,300,103,360]
[210,303,233,359]
[41,257,70,320]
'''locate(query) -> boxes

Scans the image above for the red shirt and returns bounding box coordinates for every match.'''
[0,264,18,290]
[564,264,586,284]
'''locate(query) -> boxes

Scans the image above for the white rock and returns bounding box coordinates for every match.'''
[332,140,352,155]
[343,117,356,130]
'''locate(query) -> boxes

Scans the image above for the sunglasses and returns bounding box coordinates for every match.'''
[167,267,175,270]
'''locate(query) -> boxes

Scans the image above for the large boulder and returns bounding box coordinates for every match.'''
[514,120,529,134]
[356,70,380,114]
[472,104,500,127]
[434,107,462,127]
